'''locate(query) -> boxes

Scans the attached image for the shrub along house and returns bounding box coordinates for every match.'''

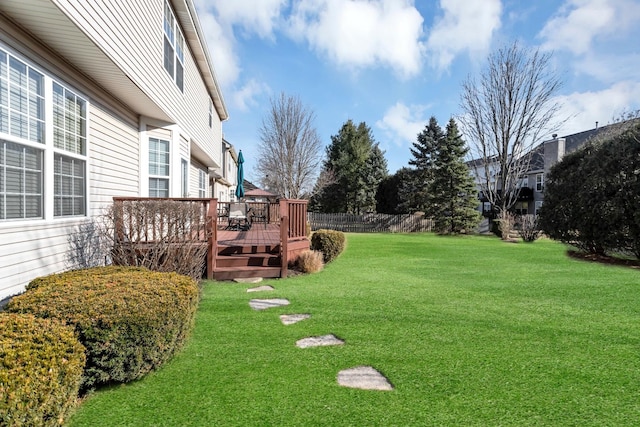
[0,0,229,300]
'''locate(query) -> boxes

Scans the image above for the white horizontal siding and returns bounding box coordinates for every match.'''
[55,0,223,168]
[88,101,140,216]
[0,21,141,300]
[0,220,88,300]
[190,158,207,197]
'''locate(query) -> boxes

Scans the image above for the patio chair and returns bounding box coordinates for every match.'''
[226,202,251,231]
[250,206,268,229]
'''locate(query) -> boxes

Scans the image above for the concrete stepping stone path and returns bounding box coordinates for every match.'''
[296,334,344,348]
[247,285,275,293]
[249,298,290,311]
[337,366,394,391]
[245,289,392,391]
[234,277,263,284]
[280,314,311,325]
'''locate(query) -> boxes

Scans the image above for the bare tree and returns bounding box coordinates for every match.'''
[257,93,323,199]
[459,41,564,215]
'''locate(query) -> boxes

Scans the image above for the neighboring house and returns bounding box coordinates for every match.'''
[0,0,229,300]
[244,180,278,203]
[212,138,238,202]
[472,121,628,217]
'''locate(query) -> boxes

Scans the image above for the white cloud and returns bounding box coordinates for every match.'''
[539,0,640,55]
[232,79,270,111]
[194,3,241,88]
[426,0,502,71]
[554,81,640,135]
[287,0,425,78]
[575,52,640,85]
[194,1,281,107]
[376,102,428,145]
[210,0,287,39]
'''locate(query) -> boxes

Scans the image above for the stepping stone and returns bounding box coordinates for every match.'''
[280,314,311,325]
[249,298,290,311]
[337,366,394,391]
[296,334,344,348]
[234,277,263,284]
[247,285,275,293]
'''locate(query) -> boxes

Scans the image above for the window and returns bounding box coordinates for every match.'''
[54,154,85,216]
[198,169,207,197]
[514,201,528,216]
[163,0,184,92]
[149,137,170,197]
[52,83,86,217]
[535,201,543,216]
[0,47,87,221]
[53,83,86,155]
[0,52,45,143]
[536,173,544,192]
[0,141,42,219]
[519,176,529,188]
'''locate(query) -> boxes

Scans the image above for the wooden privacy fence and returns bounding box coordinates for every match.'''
[308,212,433,233]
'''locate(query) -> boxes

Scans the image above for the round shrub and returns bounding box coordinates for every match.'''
[7,266,199,391]
[0,313,85,427]
[295,250,324,273]
[311,229,346,263]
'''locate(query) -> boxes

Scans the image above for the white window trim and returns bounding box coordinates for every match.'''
[198,169,207,197]
[181,158,188,197]
[536,173,544,192]
[0,44,89,223]
[148,137,170,197]
[535,201,543,216]
[163,0,185,92]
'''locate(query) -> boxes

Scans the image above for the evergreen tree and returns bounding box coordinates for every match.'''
[430,118,481,233]
[316,120,387,213]
[376,167,415,214]
[360,143,388,213]
[408,117,443,212]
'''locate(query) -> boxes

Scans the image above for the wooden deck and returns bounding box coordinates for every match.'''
[213,222,310,280]
[112,197,310,281]
[217,223,280,248]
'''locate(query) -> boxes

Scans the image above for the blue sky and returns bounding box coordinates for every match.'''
[194,0,640,180]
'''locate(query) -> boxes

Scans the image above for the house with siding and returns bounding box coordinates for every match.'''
[212,138,238,202]
[473,121,632,217]
[0,0,230,300]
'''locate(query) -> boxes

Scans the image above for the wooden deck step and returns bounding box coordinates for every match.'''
[216,253,281,268]
[217,244,280,256]
[213,266,281,280]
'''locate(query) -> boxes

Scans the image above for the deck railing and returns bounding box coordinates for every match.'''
[112,197,216,278]
[216,201,280,227]
[279,199,308,278]
[111,197,308,279]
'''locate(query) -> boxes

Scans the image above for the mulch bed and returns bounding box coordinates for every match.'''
[567,250,640,269]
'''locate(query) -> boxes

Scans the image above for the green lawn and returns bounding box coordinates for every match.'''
[67,234,640,426]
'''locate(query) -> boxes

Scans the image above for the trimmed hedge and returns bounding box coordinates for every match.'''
[311,229,346,263]
[0,313,85,427]
[7,266,199,391]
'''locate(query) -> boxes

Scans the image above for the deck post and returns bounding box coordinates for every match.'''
[280,199,289,278]
[207,199,217,280]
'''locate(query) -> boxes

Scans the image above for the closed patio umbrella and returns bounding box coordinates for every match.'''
[235,150,245,199]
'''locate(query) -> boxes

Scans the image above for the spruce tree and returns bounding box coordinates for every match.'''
[408,117,443,212]
[361,143,388,213]
[430,118,481,233]
[316,120,387,213]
